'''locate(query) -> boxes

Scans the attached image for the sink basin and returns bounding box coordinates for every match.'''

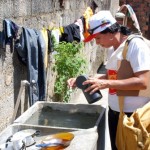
[11,102,106,150]
[14,102,105,130]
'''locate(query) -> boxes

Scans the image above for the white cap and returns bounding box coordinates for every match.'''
[84,11,116,42]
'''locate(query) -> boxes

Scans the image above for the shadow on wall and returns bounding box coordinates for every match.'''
[97,63,106,74]
[0,48,6,65]
[90,46,107,75]
[12,49,28,118]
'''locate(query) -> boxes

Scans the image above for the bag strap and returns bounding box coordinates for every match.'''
[122,34,144,59]
[118,34,143,112]
[118,96,124,113]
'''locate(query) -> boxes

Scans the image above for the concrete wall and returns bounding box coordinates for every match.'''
[0,0,119,132]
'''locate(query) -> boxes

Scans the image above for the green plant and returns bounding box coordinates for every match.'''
[53,41,86,102]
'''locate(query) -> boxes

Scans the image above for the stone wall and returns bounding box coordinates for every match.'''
[0,0,119,132]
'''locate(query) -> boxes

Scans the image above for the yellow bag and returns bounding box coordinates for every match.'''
[116,96,150,150]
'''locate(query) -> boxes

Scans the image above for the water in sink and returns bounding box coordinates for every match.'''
[25,106,99,129]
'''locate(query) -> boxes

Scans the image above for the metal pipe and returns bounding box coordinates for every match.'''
[11,80,30,124]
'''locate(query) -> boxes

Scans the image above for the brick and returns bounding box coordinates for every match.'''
[142,25,149,31]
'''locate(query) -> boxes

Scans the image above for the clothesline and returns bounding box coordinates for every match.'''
[0,1,98,106]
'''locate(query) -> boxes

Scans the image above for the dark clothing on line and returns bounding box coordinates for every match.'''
[2,19,19,49]
[15,27,46,105]
[47,29,54,53]
[60,23,80,42]
[89,0,98,14]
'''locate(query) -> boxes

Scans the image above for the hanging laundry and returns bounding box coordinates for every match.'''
[89,0,98,14]
[82,7,93,39]
[60,23,80,43]
[51,28,61,44]
[47,29,54,53]
[41,28,49,69]
[15,27,47,106]
[2,19,19,49]
[118,4,141,34]
[74,18,84,42]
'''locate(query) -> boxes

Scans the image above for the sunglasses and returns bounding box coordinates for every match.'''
[88,22,110,35]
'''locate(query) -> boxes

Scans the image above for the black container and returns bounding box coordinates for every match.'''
[76,75,102,104]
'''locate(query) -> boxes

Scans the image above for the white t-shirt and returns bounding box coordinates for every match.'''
[105,37,150,112]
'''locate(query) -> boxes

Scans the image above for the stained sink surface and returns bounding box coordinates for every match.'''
[24,106,99,129]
